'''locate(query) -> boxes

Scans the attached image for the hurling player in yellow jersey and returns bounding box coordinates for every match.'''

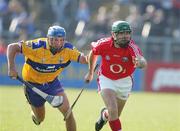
[7,25,88,131]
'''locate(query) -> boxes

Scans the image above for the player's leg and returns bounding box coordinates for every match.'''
[57,91,76,131]
[116,76,132,117]
[95,75,132,131]
[95,74,121,131]
[117,98,126,117]
[101,89,122,131]
[96,96,127,131]
[24,84,46,125]
[101,89,119,120]
[113,76,132,130]
[31,105,45,125]
[95,107,108,131]
[47,78,76,131]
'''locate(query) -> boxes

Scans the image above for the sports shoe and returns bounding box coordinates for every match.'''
[95,108,108,131]
[31,112,41,125]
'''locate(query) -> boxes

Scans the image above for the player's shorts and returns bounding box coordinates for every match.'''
[97,74,133,100]
[24,78,64,107]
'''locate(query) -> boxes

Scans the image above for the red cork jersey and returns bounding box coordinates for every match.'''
[91,37,143,80]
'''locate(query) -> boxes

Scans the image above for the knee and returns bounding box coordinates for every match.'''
[61,103,70,114]
[57,94,72,116]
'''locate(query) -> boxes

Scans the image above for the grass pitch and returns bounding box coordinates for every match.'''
[0,86,180,131]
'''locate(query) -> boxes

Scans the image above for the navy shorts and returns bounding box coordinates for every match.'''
[24,78,64,107]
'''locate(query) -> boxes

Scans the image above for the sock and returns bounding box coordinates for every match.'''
[109,119,122,131]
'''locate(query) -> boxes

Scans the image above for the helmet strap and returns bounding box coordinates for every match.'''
[50,46,63,55]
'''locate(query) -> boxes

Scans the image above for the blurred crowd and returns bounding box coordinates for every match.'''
[0,0,180,55]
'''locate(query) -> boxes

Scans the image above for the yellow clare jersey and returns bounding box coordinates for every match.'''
[20,38,81,84]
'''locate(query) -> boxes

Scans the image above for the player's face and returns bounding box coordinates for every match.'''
[48,37,65,49]
[112,31,131,48]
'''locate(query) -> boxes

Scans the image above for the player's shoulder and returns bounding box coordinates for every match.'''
[128,39,139,48]
[63,42,74,50]
[26,38,47,49]
[28,37,47,43]
[92,37,112,47]
[97,37,112,44]
[128,39,141,53]
[129,39,136,44]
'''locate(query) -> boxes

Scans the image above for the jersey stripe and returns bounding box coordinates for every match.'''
[26,58,71,73]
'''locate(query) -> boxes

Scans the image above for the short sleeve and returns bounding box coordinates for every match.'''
[91,41,102,55]
[20,40,34,56]
[129,40,143,57]
[68,47,81,62]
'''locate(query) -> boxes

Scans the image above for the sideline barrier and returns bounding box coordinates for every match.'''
[145,62,180,93]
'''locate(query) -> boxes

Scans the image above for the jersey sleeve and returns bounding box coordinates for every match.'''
[20,38,46,57]
[20,40,34,56]
[70,47,81,62]
[129,40,143,57]
[64,43,81,62]
[91,39,103,55]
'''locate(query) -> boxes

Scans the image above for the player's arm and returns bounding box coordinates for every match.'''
[88,50,98,74]
[7,42,21,78]
[67,45,88,64]
[84,50,98,83]
[130,42,147,69]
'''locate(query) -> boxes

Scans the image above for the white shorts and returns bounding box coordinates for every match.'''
[97,74,133,100]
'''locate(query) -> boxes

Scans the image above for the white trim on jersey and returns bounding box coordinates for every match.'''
[129,40,140,57]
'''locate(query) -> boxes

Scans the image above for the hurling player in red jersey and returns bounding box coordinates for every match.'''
[85,20,147,131]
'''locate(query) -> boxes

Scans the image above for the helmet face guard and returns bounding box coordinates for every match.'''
[111,21,132,48]
[47,26,66,54]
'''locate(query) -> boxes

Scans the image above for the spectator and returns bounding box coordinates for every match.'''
[126,4,143,35]
[0,0,9,36]
[0,37,7,54]
[142,4,156,23]
[76,0,90,24]
[172,0,180,24]
[92,6,109,39]
[160,0,173,17]
[74,0,90,37]
[151,9,165,36]
[8,0,34,40]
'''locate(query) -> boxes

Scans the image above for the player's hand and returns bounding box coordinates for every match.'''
[133,56,140,67]
[133,56,147,69]
[84,72,94,83]
[8,67,18,79]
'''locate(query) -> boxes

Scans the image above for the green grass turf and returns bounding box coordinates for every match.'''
[0,86,180,131]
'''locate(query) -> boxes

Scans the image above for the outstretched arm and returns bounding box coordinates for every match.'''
[84,50,98,82]
[7,43,21,78]
[88,50,98,74]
